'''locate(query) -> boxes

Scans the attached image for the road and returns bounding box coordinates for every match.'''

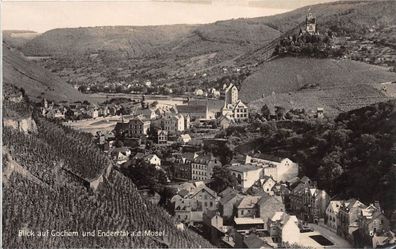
[310,223,352,248]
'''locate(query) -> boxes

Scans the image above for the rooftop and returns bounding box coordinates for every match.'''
[176,104,207,114]
[229,164,260,173]
[234,217,264,225]
[238,195,262,209]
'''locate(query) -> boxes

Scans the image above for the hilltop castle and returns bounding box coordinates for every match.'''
[306,12,317,35]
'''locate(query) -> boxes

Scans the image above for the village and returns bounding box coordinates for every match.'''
[33,12,396,249]
[37,80,395,248]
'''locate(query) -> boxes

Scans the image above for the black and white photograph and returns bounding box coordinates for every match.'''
[1,0,396,248]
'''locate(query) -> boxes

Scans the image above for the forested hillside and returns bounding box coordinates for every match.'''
[2,91,213,248]
[245,100,396,215]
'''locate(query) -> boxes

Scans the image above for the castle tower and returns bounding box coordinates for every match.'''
[306,12,317,35]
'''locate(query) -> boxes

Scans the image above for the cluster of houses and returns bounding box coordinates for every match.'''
[326,199,395,248]
[168,154,302,248]
[39,98,133,120]
[106,83,248,148]
[78,80,395,249]
[166,153,395,248]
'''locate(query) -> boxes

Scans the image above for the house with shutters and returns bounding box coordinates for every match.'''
[301,187,330,223]
[171,183,219,224]
[161,113,189,133]
[337,199,367,241]
[157,129,168,144]
[357,202,391,247]
[326,200,342,232]
[127,116,151,137]
[191,153,221,181]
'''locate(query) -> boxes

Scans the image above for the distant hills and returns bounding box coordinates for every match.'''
[22,25,196,57]
[20,0,396,59]
[4,0,396,111]
[3,30,39,49]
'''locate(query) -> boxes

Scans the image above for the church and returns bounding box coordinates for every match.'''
[220,84,249,121]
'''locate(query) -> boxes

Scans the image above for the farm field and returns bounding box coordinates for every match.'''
[63,115,134,134]
[249,84,393,117]
[240,57,396,102]
[85,92,188,105]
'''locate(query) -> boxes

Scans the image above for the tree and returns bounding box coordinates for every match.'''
[210,165,238,193]
[261,104,270,120]
[275,106,286,120]
[78,86,87,93]
[121,160,167,191]
[114,140,124,148]
[150,101,159,108]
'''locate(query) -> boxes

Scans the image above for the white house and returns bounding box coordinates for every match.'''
[111,147,131,165]
[144,154,161,168]
[269,212,300,245]
[245,155,298,182]
[88,109,99,118]
[178,134,192,144]
[162,114,187,133]
[326,200,342,231]
[229,164,263,191]
[194,89,204,96]
[282,215,300,245]
[260,176,276,195]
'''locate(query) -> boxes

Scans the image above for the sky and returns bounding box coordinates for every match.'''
[1,0,335,33]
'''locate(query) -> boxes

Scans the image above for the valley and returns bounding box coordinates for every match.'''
[3,1,396,248]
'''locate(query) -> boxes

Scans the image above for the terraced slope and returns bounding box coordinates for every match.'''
[3,44,89,103]
[240,57,396,105]
[2,94,213,248]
